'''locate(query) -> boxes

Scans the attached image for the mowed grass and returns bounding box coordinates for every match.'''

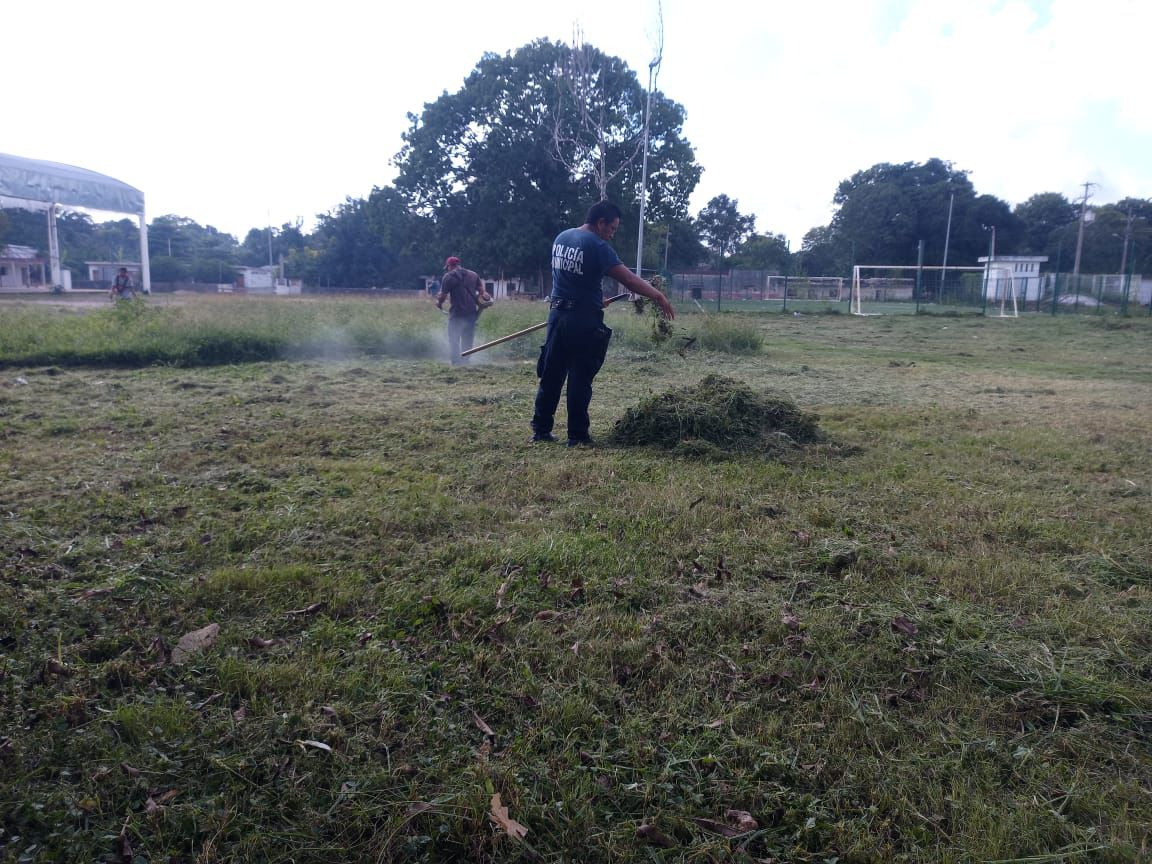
[0,296,1150,863]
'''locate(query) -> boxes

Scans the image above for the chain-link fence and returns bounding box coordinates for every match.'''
[668,269,1152,316]
[669,271,847,313]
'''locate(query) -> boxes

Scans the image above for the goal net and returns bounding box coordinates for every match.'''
[765,275,845,301]
[851,265,986,315]
[985,267,1019,318]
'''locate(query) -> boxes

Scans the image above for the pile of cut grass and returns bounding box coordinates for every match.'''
[610,373,823,454]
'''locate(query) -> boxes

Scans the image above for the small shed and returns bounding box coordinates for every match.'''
[979,255,1048,301]
[232,266,302,295]
[0,244,47,289]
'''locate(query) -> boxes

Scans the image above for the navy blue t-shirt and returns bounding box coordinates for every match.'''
[550,227,621,305]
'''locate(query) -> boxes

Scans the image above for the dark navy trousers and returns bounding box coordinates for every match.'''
[531,307,613,441]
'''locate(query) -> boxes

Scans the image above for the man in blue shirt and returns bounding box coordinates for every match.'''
[531,201,675,446]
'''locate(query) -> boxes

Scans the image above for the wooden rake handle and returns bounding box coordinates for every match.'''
[460,293,632,357]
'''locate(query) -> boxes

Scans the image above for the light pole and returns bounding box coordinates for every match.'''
[940,191,954,304]
[634,55,660,277]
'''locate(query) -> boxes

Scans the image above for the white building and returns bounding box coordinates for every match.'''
[232,265,301,295]
[422,274,521,298]
[978,255,1048,302]
[87,261,142,286]
[0,244,46,289]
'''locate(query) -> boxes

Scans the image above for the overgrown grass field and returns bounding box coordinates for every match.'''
[1,296,1150,862]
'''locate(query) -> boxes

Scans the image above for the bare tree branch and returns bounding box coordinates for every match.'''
[551,26,647,202]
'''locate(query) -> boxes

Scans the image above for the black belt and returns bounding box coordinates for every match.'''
[549,297,598,311]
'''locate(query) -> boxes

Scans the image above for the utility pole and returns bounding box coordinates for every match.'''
[1072,181,1095,278]
[1119,204,1135,277]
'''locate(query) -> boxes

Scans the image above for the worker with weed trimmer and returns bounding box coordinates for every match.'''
[530,201,675,447]
[436,255,491,364]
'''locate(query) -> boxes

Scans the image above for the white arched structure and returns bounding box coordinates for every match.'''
[0,152,149,293]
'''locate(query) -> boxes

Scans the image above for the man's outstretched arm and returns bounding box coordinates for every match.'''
[605,264,675,319]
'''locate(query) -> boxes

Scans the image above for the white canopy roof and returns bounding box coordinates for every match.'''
[0,152,144,215]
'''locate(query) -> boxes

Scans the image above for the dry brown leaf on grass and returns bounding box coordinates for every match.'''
[781,607,801,631]
[170,623,220,664]
[116,831,133,863]
[636,824,676,847]
[692,817,742,838]
[726,809,759,832]
[489,793,528,840]
[472,711,496,739]
[144,789,178,815]
[693,808,759,836]
[891,615,919,636]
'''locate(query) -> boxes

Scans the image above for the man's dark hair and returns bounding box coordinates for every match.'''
[585,201,622,226]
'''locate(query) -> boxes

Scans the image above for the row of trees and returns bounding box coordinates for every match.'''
[2,39,1148,288]
[0,209,299,286]
[795,160,1152,278]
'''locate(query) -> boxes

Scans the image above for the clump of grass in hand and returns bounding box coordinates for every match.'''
[634,277,690,349]
[610,373,823,453]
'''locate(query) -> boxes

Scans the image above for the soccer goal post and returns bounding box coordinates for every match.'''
[851,265,986,315]
[986,267,1020,318]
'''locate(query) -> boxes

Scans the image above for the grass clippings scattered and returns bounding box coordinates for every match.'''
[1,297,1151,863]
[611,373,823,454]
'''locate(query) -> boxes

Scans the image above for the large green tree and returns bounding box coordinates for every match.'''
[696,195,755,266]
[731,232,791,272]
[393,38,700,278]
[1014,192,1078,255]
[798,225,851,277]
[148,215,238,284]
[296,186,432,290]
[798,158,1022,275]
[239,221,306,270]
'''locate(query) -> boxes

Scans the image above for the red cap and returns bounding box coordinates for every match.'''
[445,256,461,268]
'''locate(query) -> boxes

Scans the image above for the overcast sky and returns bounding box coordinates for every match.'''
[5,0,1148,249]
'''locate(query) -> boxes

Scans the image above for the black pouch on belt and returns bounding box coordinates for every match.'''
[589,323,613,374]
